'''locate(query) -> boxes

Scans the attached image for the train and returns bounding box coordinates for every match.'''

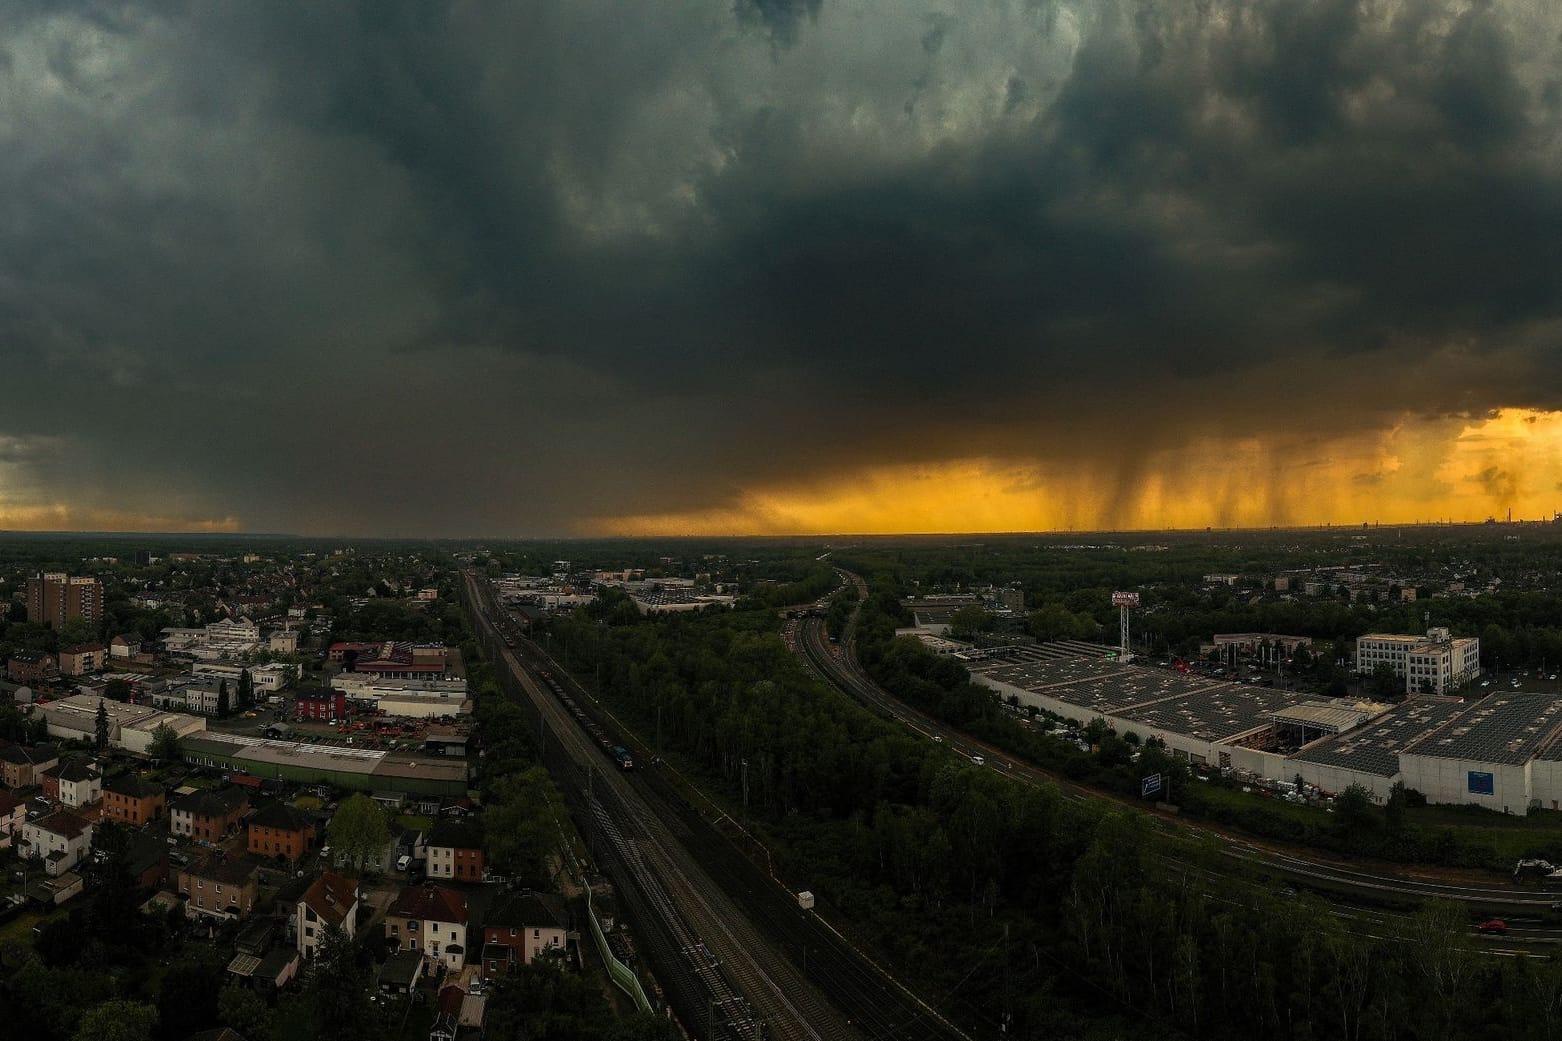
[538,669,634,770]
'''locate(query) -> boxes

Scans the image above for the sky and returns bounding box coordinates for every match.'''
[5,1,1562,536]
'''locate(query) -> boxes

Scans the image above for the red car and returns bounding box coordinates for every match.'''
[1477,918,1509,935]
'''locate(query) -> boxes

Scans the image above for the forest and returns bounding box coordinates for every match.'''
[544,580,1562,1040]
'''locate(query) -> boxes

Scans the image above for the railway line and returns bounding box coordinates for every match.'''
[797,568,1562,939]
[467,572,969,1040]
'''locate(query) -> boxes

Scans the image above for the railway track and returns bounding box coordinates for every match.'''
[465,572,862,1041]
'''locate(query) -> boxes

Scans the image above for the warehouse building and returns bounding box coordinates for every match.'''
[41,694,207,754]
[975,649,1562,813]
[1397,695,1562,814]
[181,733,468,797]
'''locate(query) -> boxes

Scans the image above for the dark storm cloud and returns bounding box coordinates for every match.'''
[2,0,1562,532]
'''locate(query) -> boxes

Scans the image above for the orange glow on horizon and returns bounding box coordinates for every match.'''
[0,504,241,534]
[591,408,1562,536]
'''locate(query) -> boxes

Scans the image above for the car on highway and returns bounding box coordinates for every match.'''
[1477,918,1508,935]
[970,754,985,766]
[931,735,943,743]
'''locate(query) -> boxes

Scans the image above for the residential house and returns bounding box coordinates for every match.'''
[59,643,108,677]
[425,820,485,882]
[109,633,141,660]
[384,883,470,972]
[479,890,569,976]
[0,790,25,849]
[179,855,260,920]
[170,786,251,842]
[296,870,359,959]
[0,743,58,788]
[41,759,102,809]
[248,802,316,862]
[18,811,93,875]
[103,773,168,826]
[7,652,57,683]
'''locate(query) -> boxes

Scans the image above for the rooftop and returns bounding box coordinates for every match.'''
[387,882,468,924]
[300,870,358,926]
[1405,694,1562,766]
[1293,697,1470,777]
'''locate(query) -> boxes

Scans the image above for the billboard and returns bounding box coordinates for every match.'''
[1468,771,1494,796]
[1111,591,1141,607]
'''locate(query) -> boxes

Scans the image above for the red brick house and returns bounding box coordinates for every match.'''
[7,652,57,683]
[248,802,317,863]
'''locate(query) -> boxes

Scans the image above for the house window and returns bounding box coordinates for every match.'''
[509,928,516,937]
[408,920,418,931]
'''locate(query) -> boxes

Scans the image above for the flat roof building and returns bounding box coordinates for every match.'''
[1357,628,1480,696]
[182,733,467,797]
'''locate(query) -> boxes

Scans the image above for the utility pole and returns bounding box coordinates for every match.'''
[741,758,750,827]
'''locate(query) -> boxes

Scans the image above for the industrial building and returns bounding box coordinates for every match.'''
[1356,627,1480,695]
[971,649,1562,813]
[41,694,207,754]
[180,732,468,797]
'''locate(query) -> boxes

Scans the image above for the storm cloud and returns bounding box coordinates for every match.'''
[3,1,1562,534]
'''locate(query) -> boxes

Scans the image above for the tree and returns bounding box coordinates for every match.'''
[948,606,995,641]
[72,1001,157,1041]
[58,616,98,648]
[218,984,271,1040]
[217,679,231,718]
[94,699,109,752]
[103,678,132,703]
[1371,662,1403,700]
[237,668,254,709]
[484,767,564,882]
[307,925,380,1041]
[326,794,389,872]
[149,722,183,763]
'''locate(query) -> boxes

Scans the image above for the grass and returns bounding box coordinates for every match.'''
[396,814,434,833]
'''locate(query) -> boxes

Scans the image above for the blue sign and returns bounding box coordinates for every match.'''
[1468,771,1494,796]
[1141,773,1163,798]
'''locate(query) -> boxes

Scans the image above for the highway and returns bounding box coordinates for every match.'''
[465,572,970,1041]
[796,568,1562,946]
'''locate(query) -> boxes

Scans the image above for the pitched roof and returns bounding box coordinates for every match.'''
[427,819,483,851]
[32,810,91,840]
[249,802,313,832]
[172,786,250,819]
[46,759,100,783]
[105,773,166,799]
[299,870,358,927]
[483,890,567,931]
[60,643,107,655]
[0,790,23,814]
[183,854,259,887]
[387,882,468,925]
[0,743,48,766]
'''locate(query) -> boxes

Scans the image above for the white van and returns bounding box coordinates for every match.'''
[970,755,986,766]
[397,854,412,872]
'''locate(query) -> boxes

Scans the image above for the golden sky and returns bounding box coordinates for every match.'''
[595,408,1562,535]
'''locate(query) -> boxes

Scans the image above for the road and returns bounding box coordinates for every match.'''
[796,568,1562,947]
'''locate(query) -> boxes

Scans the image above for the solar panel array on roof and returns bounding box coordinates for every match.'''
[1120,684,1313,742]
[1292,698,1468,777]
[1403,694,1562,765]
